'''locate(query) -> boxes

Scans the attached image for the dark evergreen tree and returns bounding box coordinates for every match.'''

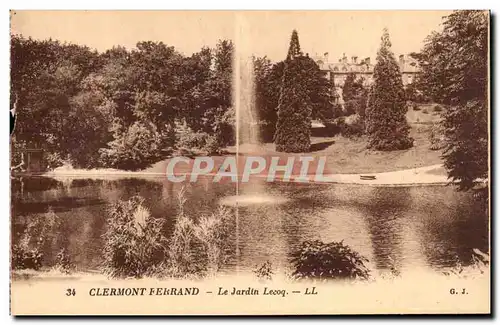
[286,30,302,60]
[274,58,311,152]
[274,30,332,152]
[365,29,413,151]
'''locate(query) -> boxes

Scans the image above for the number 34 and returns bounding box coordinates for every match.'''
[66,288,76,296]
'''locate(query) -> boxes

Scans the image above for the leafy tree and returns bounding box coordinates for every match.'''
[342,73,363,102]
[342,73,368,118]
[365,29,413,151]
[253,56,275,142]
[413,11,488,105]
[65,89,114,168]
[404,81,418,103]
[199,40,235,147]
[178,47,213,130]
[10,35,103,168]
[307,59,336,122]
[414,11,488,190]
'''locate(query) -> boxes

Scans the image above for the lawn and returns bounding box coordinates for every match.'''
[235,108,444,174]
[145,109,444,176]
[252,122,443,174]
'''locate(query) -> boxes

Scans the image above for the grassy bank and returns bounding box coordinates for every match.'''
[143,118,443,176]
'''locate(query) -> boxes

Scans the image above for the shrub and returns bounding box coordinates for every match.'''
[344,98,367,118]
[176,123,209,150]
[100,121,174,171]
[12,209,60,270]
[203,135,221,156]
[12,245,43,270]
[168,187,232,278]
[341,114,365,138]
[343,100,357,116]
[53,248,74,274]
[332,103,344,118]
[412,103,421,111]
[422,108,429,114]
[175,121,211,156]
[433,104,444,112]
[429,123,446,150]
[194,206,232,276]
[167,210,201,277]
[212,106,235,148]
[321,118,342,136]
[102,196,169,278]
[290,240,370,281]
[253,261,274,281]
[443,249,489,279]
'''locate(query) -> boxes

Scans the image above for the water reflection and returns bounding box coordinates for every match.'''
[414,187,489,269]
[11,176,489,275]
[362,187,410,274]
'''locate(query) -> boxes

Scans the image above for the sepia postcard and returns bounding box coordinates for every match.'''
[9,10,490,315]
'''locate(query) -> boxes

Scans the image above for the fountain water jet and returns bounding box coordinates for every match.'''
[220,15,288,207]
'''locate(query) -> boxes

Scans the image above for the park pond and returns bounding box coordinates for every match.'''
[11,175,489,278]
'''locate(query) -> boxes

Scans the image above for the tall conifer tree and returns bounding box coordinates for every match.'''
[365,29,413,150]
[274,30,312,152]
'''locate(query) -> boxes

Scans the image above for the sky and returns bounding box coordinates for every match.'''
[10,10,453,63]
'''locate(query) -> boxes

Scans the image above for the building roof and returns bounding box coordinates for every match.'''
[314,54,419,74]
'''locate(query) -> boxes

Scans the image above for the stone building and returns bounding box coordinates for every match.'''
[313,53,419,104]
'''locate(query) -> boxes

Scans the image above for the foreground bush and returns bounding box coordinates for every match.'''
[290,240,370,281]
[12,245,43,270]
[253,261,274,281]
[443,248,489,279]
[12,209,60,270]
[53,248,74,274]
[168,188,232,278]
[102,196,169,278]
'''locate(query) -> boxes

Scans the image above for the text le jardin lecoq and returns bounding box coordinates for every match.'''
[88,286,318,298]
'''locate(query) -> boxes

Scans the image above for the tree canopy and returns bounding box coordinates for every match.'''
[10,35,234,170]
[413,11,489,190]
